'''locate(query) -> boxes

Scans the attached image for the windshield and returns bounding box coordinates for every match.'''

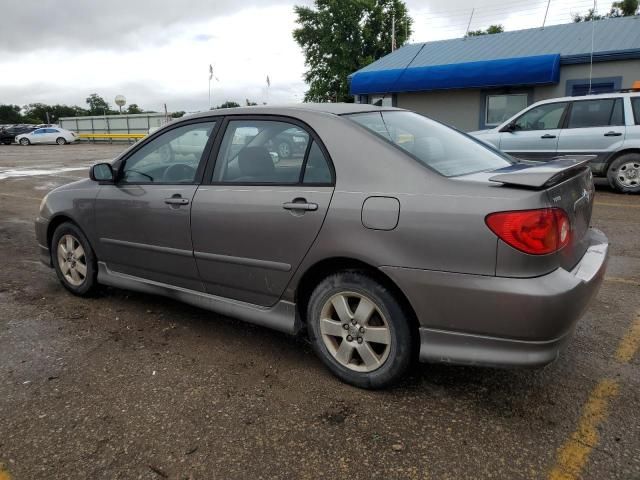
[347,111,512,177]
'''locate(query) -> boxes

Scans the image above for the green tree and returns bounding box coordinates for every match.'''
[245,99,258,106]
[85,93,112,115]
[215,101,241,109]
[466,24,504,36]
[573,0,638,21]
[22,103,88,123]
[171,111,186,118]
[126,103,143,114]
[0,104,23,124]
[294,0,413,103]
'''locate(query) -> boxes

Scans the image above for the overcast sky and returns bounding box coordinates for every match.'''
[0,0,597,113]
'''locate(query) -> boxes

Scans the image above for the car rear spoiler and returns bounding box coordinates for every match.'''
[489,156,594,189]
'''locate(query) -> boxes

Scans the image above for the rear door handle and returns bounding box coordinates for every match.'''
[604,131,622,136]
[283,201,318,211]
[164,197,190,205]
[540,134,556,139]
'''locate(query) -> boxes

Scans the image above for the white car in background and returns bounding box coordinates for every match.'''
[16,127,78,146]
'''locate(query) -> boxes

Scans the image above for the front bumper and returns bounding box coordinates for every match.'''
[35,216,52,267]
[381,228,609,368]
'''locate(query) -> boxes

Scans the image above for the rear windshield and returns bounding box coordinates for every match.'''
[347,111,512,177]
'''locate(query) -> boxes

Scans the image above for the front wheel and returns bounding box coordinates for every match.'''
[56,137,67,145]
[307,271,413,389]
[607,153,640,193]
[51,222,98,296]
[2,139,12,145]
[19,138,30,146]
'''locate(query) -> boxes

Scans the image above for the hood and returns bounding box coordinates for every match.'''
[468,129,495,136]
[51,178,96,193]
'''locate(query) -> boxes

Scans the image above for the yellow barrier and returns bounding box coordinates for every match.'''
[78,133,147,139]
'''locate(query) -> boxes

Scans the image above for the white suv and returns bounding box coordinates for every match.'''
[470,92,640,193]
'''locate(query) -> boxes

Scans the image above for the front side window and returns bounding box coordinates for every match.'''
[348,111,511,177]
[567,98,624,128]
[486,94,528,127]
[632,97,640,125]
[213,120,312,184]
[33,129,46,135]
[119,121,216,184]
[514,102,567,131]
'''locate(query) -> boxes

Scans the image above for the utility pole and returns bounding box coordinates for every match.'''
[391,12,396,51]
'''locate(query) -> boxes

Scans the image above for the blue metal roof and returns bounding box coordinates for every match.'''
[354,16,640,74]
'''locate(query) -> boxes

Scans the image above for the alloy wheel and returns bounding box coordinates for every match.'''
[616,161,640,188]
[278,142,291,158]
[319,291,391,372]
[56,234,87,287]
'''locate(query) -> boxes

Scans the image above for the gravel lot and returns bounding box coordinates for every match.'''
[0,143,638,480]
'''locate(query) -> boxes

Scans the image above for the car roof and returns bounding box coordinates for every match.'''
[183,103,405,121]
[532,91,640,106]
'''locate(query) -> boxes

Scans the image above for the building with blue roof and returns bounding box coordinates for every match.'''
[349,16,640,131]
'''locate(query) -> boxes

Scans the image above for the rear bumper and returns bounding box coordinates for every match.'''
[381,228,608,368]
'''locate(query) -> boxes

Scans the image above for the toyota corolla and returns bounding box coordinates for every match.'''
[35,104,608,388]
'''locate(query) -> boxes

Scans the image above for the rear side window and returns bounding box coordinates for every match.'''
[567,98,624,128]
[632,97,640,125]
[348,111,511,177]
[303,141,332,184]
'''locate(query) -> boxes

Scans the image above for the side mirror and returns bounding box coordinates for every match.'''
[499,122,516,133]
[90,162,114,183]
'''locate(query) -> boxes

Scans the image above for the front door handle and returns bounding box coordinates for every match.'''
[283,200,318,211]
[604,131,622,137]
[540,134,556,139]
[164,196,189,206]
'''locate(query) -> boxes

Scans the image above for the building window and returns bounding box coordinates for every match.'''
[485,94,528,127]
[369,95,393,107]
[565,77,622,97]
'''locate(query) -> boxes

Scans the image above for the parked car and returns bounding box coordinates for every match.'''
[35,104,608,388]
[16,127,78,145]
[0,125,37,145]
[470,92,640,193]
[266,127,309,159]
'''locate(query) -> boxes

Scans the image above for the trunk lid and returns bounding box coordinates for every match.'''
[489,157,595,271]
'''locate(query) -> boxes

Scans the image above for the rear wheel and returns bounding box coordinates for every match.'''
[2,139,11,145]
[307,271,413,389]
[607,153,640,193]
[51,222,98,296]
[56,137,67,145]
[19,138,30,146]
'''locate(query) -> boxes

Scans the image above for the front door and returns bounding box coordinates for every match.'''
[557,98,626,169]
[500,101,569,161]
[191,118,335,306]
[94,120,217,291]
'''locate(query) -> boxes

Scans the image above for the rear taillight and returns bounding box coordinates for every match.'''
[485,208,570,255]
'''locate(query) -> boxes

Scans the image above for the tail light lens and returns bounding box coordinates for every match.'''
[485,208,570,255]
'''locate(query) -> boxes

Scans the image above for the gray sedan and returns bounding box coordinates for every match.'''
[35,104,608,388]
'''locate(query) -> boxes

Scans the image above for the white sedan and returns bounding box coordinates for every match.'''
[16,127,78,146]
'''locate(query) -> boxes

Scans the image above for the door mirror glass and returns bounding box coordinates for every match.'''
[90,163,114,182]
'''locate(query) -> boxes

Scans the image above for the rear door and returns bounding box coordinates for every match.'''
[190,116,335,306]
[557,97,626,173]
[499,102,569,161]
[94,120,218,291]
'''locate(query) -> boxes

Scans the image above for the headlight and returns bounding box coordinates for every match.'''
[39,193,50,213]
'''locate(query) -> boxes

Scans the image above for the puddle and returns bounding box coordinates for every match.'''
[0,165,91,180]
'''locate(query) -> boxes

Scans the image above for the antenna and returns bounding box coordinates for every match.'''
[374,43,427,107]
[542,0,551,28]
[465,8,475,37]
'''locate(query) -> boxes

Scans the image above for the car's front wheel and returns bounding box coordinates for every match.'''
[607,153,640,193]
[2,139,12,145]
[307,271,413,389]
[19,138,30,146]
[56,137,67,145]
[51,222,98,296]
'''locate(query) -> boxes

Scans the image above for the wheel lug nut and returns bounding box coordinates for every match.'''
[346,335,353,342]
[359,327,365,333]
[343,324,349,330]
[357,337,363,344]
[351,319,357,325]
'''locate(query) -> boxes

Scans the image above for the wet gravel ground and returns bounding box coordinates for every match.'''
[0,144,638,480]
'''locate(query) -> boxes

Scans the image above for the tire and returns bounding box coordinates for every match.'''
[19,138,30,146]
[51,222,98,296]
[607,153,640,194]
[307,271,413,389]
[277,141,292,159]
[2,139,11,145]
[56,137,67,145]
